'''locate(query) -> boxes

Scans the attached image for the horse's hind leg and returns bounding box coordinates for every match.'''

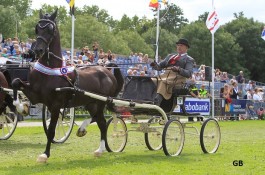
[94,104,107,157]
[76,105,97,137]
[37,108,60,163]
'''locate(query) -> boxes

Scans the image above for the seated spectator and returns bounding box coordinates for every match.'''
[220,72,229,83]
[127,69,133,76]
[1,48,9,57]
[245,80,255,91]
[99,49,104,59]
[132,69,138,76]
[138,53,143,63]
[188,81,202,122]
[142,54,149,63]
[82,51,92,62]
[214,69,221,82]
[246,89,253,100]
[236,70,245,84]
[199,84,210,98]
[139,71,145,76]
[198,64,205,72]
[64,51,71,60]
[92,42,99,63]
[131,53,138,64]
[107,50,113,61]
[230,76,237,84]
[257,107,265,120]
[194,72,202,81]
[253,88,263,101]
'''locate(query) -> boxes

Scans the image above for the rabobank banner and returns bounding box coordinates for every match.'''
[173,97,210,115]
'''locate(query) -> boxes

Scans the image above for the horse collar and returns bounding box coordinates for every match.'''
[34,61,75,76]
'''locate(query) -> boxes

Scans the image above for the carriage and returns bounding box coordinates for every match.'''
[1,9,220,163]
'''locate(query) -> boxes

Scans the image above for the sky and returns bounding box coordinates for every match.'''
[31,0,265,25]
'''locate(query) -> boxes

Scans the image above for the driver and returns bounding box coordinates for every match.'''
[150,38,195,106]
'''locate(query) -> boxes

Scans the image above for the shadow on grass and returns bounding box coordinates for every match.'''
[0,151,198,174]
[0,139,70,151]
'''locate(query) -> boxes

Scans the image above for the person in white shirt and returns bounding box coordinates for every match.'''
[253,88,263,101]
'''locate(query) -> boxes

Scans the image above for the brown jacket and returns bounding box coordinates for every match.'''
[153,53,194,99]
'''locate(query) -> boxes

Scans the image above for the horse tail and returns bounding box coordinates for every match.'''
[106,63,124,112]
[107,63,124,97]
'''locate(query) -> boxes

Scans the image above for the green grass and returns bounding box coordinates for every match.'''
[0,120,264,175]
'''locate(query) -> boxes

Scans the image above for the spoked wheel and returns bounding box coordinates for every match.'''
[42,106,75,143]
[105,116,128,152]
[200,118,221,153]
[144,116,164,150]
[0,108,18,140]
[162,119,185,156]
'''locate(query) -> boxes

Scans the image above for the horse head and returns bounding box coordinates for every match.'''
[33,9,58,59]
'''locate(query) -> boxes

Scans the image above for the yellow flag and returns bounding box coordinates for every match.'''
[66,0,75,8]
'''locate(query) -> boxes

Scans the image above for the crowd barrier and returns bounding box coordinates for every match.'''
[215,98,265,119]
[173,97,264,120]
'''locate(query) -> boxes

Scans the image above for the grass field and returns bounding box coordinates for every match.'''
[0,120,264,175]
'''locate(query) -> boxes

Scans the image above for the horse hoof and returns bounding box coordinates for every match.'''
[76,128,87,137]
[94,151,103,157]
[37,154,48,163]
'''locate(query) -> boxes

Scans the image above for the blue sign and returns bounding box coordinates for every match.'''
[174,98,210,115]
[229,99,247,115]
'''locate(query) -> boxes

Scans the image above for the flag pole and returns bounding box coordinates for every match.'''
[211,0,215,118]
[70,12,75,64]
[155,4,160,63]
[211,33,215,118]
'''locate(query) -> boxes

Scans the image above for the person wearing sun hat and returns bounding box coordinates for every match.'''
[150,38,195,106]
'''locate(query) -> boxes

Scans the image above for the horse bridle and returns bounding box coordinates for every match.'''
[35,19,63,61]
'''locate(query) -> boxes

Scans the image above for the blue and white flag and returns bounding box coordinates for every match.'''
[261,26,265,40]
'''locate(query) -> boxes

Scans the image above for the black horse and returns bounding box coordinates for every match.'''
[12,9,124,163]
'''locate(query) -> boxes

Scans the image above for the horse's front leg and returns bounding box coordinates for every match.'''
[37,108,60,163]
[11,78,33,115]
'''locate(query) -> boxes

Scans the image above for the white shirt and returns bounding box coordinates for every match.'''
[253,93,262,101]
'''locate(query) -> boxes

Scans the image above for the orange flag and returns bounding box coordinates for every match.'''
[149,0,159,8]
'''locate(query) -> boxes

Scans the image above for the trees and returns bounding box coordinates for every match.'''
[60,15,131,55]
[159,3,189,34]
[0,5,20,38]
[224,15,265,82]
[178,21,244,76]
[0,0,32,20]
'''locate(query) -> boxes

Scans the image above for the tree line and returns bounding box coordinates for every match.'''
[1,1,265,82]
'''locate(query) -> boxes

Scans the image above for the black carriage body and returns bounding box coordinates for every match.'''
[118,76,189,115]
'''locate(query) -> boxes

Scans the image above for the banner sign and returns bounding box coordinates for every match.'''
[173,97,210,115]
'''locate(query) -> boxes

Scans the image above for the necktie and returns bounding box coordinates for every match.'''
[169,54,180,65]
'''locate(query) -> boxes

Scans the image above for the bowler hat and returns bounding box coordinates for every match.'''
[176,38,190,48]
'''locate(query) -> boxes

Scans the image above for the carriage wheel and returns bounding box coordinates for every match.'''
[0,108,18,140]
[200,118,221,153]
[162,119,185,156]
[105,116,128,152]
[144,116,164,150]
[42,106,75,143]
